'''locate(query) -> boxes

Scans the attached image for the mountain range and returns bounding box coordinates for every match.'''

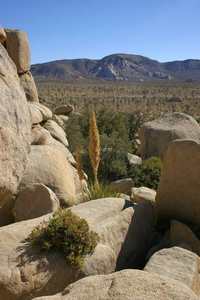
[31,53,200,82]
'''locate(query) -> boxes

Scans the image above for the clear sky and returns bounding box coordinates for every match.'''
[1,0,200,64]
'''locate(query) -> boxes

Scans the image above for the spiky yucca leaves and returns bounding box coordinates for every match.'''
[85,181,121,201]
[89,111,100,189]
[76,145,85,202]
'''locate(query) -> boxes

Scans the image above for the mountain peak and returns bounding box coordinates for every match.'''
[31,54,200,82]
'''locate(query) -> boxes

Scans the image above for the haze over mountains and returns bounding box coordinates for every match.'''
[31,53,200,82]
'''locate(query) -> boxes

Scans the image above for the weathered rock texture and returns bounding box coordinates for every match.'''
[155,139,200,228]
[0,44,31,206]
[12,184,60,221]
[52,115,65,129]
[0,197,15,227]
[32,269,198,300]
[0,198,154,299]
[170,220,200,257]
[137,112,200,160]
[127,153,142,166]
[110,178,134,196]
[19,71,39,102]
[44,120,69,147]
[0,25,6,44]
[54,105,74,116]
[4,28,31,74]
[29,102,52,124]
[19,144,76,207]
[131,186,156,206]
[31,126,76,166]
[144,246,200,295]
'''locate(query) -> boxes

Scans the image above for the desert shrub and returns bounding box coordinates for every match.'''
[97,132,131,181]
[124,110,146,142]
[64,114,85,154]
[128,157,163,190]
[30,208,100,268]
[96,107,129,138]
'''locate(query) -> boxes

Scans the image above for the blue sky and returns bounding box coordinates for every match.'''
[1,0,200,64]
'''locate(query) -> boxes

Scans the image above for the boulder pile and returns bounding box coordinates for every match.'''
[0,26,200,300]
[0,27,84,226]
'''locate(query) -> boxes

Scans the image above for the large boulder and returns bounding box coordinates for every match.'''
[54,105,74,116]
[28,102,52,124]
[170,220,200,257]
[19,71,39,102]
[127,152,142,166]
[155,139,200,228]
[110,178,134,196]
[12,183,60,221]
[144,246,200,295]
[52,115,65,129]
[4,28,31,74]
[44,120,69,147]
[0,198,154,299]
[0,44,31,206]
[32,269,198,300]
[131,186,156,206]
[19,144,76,207]
[31,125,76,166]
[137,112,200,160]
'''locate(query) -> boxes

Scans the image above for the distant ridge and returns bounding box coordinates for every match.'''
[31,53,200,81]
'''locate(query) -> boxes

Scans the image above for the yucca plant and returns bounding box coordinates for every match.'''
[89,111,100,190]
[85,181,121,201]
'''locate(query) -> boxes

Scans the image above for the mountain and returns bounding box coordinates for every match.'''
[31,53,200,81]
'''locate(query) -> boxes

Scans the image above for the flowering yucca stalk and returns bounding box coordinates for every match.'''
[89,111,100,190]
[76,145,85,201]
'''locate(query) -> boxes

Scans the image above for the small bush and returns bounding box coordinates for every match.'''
[128,157,163,190]
[30,208,100,268]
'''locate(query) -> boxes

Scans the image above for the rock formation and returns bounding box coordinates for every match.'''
[131,186,156,206]
[4,28,39,102]
[4,28,31,74]
[110,178,134,196]
[155,139,200,228]
[0,27,83,221]
[137,112,200,160]
[144,246,200,295]
[12,184,60,221]
[0,198,154,300]
[32,269,198,300]
[20,71,39,102]
[19,144,77,207]
[0,43,31,206]
[0,25,6,43]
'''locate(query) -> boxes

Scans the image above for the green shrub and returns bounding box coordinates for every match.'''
[128,157,163,190]
[30,208,100,268]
